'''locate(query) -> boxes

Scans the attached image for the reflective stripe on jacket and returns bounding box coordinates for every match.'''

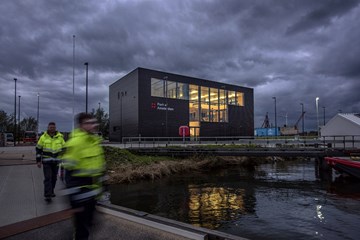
[36,131,65,163]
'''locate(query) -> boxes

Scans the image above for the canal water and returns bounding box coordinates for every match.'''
[109,159,360,240]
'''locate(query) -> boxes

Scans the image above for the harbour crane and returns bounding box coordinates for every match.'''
[280,111,306,135]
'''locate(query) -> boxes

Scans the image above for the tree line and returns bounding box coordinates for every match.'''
[0,108,109,139]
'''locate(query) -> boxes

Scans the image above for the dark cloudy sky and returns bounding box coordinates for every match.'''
[1,0,359,133]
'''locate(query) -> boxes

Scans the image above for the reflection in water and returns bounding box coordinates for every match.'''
[187,186,246,228]
[316,205,324,221]
[110,161,360,240]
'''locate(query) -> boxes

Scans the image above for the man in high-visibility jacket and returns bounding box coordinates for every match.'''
[62,112,105,240]
[36,122,65,202]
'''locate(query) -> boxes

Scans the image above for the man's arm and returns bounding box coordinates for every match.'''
[35,136,43,168]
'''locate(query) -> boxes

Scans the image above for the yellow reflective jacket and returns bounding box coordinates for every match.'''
[62,128,105,181]
[36,131,65,163]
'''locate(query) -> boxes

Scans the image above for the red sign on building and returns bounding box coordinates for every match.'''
[179,126,190,137]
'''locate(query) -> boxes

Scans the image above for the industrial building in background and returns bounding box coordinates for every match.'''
[109,67,254,141]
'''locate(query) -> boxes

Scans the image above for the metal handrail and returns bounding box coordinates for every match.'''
[120,135,360,149]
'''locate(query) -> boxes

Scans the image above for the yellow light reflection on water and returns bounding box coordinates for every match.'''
[188,185,247,229]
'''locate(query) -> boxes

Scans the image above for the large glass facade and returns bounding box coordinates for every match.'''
[150,78,245,124]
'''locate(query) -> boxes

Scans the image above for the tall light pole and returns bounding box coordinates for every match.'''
[316,97,320,136]
[18,95,21,144]
[18,96,21,123]
[72,35,76,130]
[272,97,277,136]
[98,102,101,111]
[37,93,40,134]
[323,106,326,126]
[164,76,168,138]
[300,103,304,135]
[14,78,17,146]
[84,62,89,113]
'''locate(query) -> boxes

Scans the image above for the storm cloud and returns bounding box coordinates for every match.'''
[1,0,359,132]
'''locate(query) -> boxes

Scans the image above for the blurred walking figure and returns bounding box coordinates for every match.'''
[62,113,105,240]
[36,122,65,202]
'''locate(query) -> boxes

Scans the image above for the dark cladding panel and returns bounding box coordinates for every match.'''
[109,69,139,141]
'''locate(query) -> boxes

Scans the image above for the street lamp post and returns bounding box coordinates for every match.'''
[84,62,89,113]
[272,97,277,136]
[323,106,326,126]
[18,95,21,144]
[37,93,40,134]
[18,96,21,123]
[72,35,76,130]
[14,78,17,146]
[300,103,304,135]
[316,97,320,136]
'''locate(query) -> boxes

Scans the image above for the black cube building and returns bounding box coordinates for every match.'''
[109,67,254,141]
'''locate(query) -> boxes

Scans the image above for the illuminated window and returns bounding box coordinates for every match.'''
[219,89,227,105]
[210,103,219,122]
[236,92,244,106]
[201,102,210,122]
[209,88,219,122]
[228,90,236,105]
[151,78,164,97]
[219,106,228,122]
[219,89,227,122]
[200,87,210,122]
[189,101,199,121]
[201,86,209,103]
[189,84,199,101]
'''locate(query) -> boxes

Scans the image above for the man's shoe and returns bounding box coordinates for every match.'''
[51,193,56,197]
[45,197,52,202]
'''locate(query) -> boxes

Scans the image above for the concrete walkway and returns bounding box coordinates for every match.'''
[0,146,246,240]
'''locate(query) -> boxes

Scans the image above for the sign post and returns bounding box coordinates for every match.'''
[179,126,190,144]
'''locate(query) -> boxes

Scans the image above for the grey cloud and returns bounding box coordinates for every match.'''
[286,0,360,35]
[1,0,359,132]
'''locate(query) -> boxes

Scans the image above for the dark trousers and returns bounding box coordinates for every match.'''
[73,198,96,240]
[42,162,59,197]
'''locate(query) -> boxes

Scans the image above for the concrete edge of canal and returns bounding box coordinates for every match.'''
[0,202,248,240]
[97,202,249,240]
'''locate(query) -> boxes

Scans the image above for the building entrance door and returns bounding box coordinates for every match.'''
[190,127,200,140]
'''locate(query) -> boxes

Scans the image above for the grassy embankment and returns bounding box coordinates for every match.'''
[103,145,281,184]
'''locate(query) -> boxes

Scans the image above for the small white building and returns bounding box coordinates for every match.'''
[321,113,360,148]
[321,113,360,136]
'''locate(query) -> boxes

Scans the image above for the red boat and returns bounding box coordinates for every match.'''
[326,157,360,179]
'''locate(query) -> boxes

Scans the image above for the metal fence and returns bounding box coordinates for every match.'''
[119,135,360,149]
